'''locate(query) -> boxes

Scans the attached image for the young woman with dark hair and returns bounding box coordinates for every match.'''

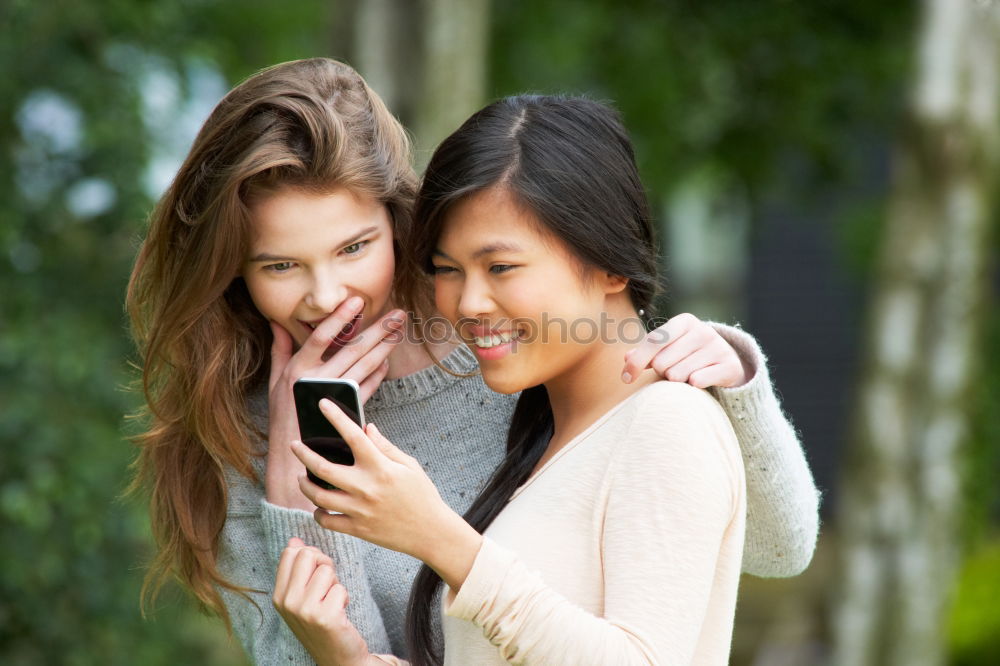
[282,95,803,665]
[127,58,817,665]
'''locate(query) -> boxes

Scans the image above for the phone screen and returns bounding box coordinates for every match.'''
[292,378,364,490]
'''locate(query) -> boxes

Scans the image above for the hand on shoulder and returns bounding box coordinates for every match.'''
[622,312,753,389]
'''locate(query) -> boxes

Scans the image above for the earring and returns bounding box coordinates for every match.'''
[637,309,645,317]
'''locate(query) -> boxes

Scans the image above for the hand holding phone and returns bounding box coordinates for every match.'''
[292,378,365,490]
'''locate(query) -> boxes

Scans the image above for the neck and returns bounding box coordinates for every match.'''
[544,307,656,445]
[385,319,461,379]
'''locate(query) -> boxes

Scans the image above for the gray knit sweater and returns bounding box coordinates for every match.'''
[217,323,820,664]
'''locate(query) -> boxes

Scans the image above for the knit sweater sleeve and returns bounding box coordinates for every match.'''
[217,463,392,665]
[261,501,393,649]
[444,384,745,665]
[708,322,821,577]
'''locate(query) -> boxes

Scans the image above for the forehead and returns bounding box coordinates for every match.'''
[437,188,556,253]
[249,186,391,242]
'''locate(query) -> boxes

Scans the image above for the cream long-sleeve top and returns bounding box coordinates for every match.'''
[378,380,746,665]
[444,381,745,665]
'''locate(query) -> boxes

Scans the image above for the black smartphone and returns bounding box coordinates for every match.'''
[292,378,365,490]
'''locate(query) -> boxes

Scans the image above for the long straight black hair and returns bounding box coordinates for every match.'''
[403,94,660,665]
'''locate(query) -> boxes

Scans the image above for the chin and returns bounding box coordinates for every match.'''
[479,370,531,395]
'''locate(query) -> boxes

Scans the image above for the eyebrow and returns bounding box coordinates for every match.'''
[433,241,525,262]
[248,226,380,263]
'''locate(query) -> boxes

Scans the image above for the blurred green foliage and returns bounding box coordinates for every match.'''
[0,0,996,663]
[0,1,332,662]
[949,539,1000,665]
[491,0,913,208]
[948,226,1000,665]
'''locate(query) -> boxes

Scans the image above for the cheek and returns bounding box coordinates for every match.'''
[367,245,397,301]
[531,292,597,345]
[242,275,269,315]
[244,275,291,320]
[502,278,560,325]
[434,279,461,322]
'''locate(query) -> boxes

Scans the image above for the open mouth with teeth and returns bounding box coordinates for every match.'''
[473,330,524,349]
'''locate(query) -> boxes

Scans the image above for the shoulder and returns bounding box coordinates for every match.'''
[613,381,743,483]
[626,380,733,433]
[223,460,265,515]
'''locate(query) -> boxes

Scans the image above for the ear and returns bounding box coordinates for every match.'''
[602,273,629,295]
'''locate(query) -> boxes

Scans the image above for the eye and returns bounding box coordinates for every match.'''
[432,264,458,275]
[489,264,516,274]
[263,261,295,273]
[342,240,369,255]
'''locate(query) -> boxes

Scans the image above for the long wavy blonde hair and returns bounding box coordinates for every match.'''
[125,58,420,626]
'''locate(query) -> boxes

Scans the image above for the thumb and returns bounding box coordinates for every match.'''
[366,423,412,466]
[287,536,306,548]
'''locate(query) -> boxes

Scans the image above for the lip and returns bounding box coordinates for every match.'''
[298,319,324,337]
[469,336,520,361]
[464,326,524,361]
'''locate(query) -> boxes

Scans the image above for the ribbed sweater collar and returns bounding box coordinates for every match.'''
[366,344,480,410]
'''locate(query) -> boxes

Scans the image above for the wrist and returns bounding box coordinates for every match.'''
[366,655,396,666]
[264,459,312,510]
[736,354,756,387]
[418,509,482,592]
[708,321,763,389]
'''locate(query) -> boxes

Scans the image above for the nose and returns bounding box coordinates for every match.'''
[456,272,495,320]
[305,268,348,314]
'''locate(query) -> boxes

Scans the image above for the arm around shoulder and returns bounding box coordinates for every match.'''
[708,322,821,577]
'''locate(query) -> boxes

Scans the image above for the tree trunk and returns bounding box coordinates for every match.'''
[832,2,1000,665]
[353,0,422,128]
[665,166,749,322]
[352,0,491,168]
[412,0,491,168]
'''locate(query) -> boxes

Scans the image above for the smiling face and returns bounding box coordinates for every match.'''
[433,187,625,395]
[242,187,396,348]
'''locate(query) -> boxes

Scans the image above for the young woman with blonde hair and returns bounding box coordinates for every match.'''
[126,58,818,664]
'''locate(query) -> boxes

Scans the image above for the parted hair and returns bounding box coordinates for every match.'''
[125,57,419,626]
[404,94,659,665]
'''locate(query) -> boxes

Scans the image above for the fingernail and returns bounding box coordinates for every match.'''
[622,372,632,384]
[347,296,364,312]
